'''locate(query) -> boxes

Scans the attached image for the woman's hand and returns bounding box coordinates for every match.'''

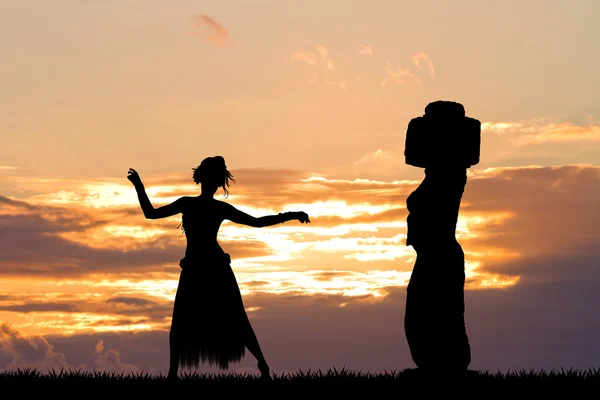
[295,211,311,224]
[127,168,143,188]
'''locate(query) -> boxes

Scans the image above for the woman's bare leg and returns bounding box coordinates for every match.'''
[167,327,180,379]
[243,317,271,379]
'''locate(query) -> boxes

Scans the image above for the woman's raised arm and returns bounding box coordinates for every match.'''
[127,168,186,220]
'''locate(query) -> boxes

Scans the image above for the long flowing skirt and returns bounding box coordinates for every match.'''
[170,253,248,370]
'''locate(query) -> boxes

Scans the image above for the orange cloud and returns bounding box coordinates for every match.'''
[382,53,436,86]
[411,52,435,78]
[482,119,600,145]
[359,45,374,55]
[190,14,229,47]
[381,62,420,86]
[289,44,347,90]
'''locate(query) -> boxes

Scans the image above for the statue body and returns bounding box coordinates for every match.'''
[403,101,480,371]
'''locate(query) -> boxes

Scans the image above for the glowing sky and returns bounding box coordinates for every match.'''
[1,0,600,375]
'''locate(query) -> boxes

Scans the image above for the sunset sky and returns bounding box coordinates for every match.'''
[1,0,600,375]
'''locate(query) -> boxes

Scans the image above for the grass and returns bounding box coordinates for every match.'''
[2,367,599,394]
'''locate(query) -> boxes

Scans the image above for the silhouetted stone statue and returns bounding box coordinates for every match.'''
[403,100,480,373]
[127,157,310,381]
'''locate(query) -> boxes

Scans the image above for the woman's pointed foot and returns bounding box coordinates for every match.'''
[258,361,272,381]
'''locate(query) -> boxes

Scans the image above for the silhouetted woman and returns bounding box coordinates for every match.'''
[127,156,310,380]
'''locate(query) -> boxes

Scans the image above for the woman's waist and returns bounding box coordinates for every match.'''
[183,240,223,255]
[179,251,231,268]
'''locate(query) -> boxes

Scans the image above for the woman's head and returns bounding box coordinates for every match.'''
[192,156,235,197]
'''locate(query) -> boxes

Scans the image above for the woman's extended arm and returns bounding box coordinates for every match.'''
[128,168,186,219]
[224,203,310,228]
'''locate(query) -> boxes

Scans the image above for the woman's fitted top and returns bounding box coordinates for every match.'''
[178,197,231,268]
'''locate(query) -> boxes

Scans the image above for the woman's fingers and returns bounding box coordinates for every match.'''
[298,212,311,223]
[127,168,140,180]
[127,168,140,182]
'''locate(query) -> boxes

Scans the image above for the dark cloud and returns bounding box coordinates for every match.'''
[0,195,37,210]
[91,297,173,323]
[94,339,141,374]
[311,271,355,282]
[0,199,272,278]
[0,297,172,334]
[0,220,183,276]
[89,318,150,327]
[0,302,77,313]
[106,297,158,307]
[115,307,172,322]
[244,280,270,288]
[0,323,75,372]
[0,324,145,373]
[460,165,600,282]
[482,243,600,285]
